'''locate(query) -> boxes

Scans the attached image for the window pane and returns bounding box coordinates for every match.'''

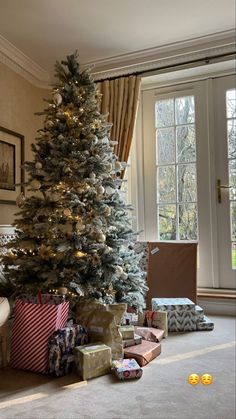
[175,96,195,125]
[157,166,176,203]
[229,159,236,200]
[177,125,196,163]
[232,243,236,270]
[155,99,174,128]
[156,127,175,164]
[158,204,176,240]
[179,203,198,240]
[226,89,236,118]
[231,202,236,241]
[227,120,236,159]
[178,164,197,202]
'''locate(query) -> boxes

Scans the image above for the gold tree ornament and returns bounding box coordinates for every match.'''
[39,245,53,260]
[31,180,41,190]
[35,162,43,170]
[63,208,72,217]
[53,92,63,106]
[58,286,68,295]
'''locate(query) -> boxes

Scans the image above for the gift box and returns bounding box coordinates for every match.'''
[74,343,112,380]
[122,312,138,326]
[152,298,196,332]
[134,326,164,342]
[48,324,88,376]
[195,305,204,322]
[119,325,135,340]
[77,309,123,360]
[124,340,161,366]
[197,316,214,331]
[10,295,69,373]
[112,358,143,380]
[123,334,142,348]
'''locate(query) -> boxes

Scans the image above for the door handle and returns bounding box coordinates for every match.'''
[217,179,232,203]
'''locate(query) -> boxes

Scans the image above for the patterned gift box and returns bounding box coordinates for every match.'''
[10,295,69,373]
[119,325,135,340]
[112,358,143,380]
[152,298,196,332]
[48,324,88,376]
[197,315,214,331]
[123,334,142,348]
[74,343,112,380]
[122,312,139,326]
[195,305,205,322]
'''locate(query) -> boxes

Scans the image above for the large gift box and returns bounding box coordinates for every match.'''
[112,358,143,380]
[10,295,69,373]
[152,298,196,332]
[124,340,161,366]
[134,326,164,342]
[48,324,88,376]
[76,309,123,360]
[74,343,112,380]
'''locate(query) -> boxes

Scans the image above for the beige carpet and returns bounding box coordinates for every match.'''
[0,315,235,419]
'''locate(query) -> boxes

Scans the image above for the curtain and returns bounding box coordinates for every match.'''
[97,75,141,164]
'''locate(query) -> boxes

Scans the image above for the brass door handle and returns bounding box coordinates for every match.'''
[217,179,232,203]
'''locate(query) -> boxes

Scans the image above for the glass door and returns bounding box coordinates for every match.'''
[213,75,236,289]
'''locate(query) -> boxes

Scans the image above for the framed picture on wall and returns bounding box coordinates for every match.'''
[0,126,25,204]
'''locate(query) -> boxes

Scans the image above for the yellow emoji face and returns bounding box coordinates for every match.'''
[188,373,200,385]
[201,373,213,385]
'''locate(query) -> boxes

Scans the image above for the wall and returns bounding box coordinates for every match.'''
[0,62,49,225]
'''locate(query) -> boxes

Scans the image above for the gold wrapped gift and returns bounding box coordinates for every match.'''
[119,325,135,340]
[107,303,127,325]
[74,343,112,380]
[76,309,123,360]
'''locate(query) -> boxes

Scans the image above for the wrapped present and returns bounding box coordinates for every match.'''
[48,324,88,376]
[197,316,214,331]
[134,326,164,342]
[107,303,127,325]
[77,309,123,360]
[195,305,204,322]
[138,310,168,337]
[112,358,143,380]
[124,340,161,366]
[119,325,135,340]
[10,295,69,373]
[152,298,196,332]
[74,343,112,380]
[123,334,142,348]
[122,312,138,326]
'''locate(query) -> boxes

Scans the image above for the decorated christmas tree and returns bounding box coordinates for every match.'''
[1,52,148,308]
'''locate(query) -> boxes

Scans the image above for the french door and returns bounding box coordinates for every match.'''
[213,75,236,289]
[135,74,236,290]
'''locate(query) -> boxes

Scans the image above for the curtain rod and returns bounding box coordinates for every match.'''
[94,51,236,83]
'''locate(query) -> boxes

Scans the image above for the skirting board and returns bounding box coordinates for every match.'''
[197,297,236,316]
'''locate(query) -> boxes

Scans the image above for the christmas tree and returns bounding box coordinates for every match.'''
[1,52,148,309]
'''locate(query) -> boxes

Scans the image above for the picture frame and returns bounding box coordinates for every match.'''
[0,126,25,205]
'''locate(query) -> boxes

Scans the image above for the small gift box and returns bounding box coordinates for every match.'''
[123,334,142,348]
[134,326,164,342]
[124,340,161,367]
[111,358,143,380]
[119,325,135,340]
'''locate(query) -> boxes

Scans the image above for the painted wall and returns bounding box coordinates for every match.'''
[0,62,49,225]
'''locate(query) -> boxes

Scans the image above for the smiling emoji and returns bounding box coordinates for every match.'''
[201,373,213,385]
[188,373,200,385]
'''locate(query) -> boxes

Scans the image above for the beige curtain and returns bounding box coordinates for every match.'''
[97,75,141,164]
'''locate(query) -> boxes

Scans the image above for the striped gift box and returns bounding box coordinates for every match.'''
[10,297,69,373]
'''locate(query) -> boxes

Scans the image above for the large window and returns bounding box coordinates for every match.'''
[156,96,198,240]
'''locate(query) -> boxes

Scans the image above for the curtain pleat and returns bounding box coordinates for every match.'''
[97,75,141,168]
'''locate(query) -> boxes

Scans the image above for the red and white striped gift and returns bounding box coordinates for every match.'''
[10,296,69,373]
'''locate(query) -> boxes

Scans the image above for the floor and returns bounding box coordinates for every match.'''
[0,315,235,419]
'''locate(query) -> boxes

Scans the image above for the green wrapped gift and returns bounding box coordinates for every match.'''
[74,343,112,380]
[119,325,135,340]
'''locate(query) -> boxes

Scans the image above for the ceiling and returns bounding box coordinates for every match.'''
[0,0,235,79]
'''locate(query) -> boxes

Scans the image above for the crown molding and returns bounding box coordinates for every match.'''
[0,30,235,87]
[0,35,51,89]
[90,29,236,80]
